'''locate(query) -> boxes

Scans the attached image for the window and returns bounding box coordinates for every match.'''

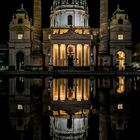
[17,104,23,110]
[118,19,123,24]
[118,34,124,40]
[68,15,72,26]
[68,0,72,4]
[18,18,23,24]
[18,34,23,39]
[117,104,123,110]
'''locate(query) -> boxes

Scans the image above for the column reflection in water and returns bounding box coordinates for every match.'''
[7,76,140,140]
[48,78,93,140]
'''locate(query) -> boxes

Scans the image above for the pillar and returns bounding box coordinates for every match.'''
[99,0,109,54]
[33,0,42,50]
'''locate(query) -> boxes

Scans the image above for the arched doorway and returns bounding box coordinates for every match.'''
[16,52,24,70]
[68,15,73,26]
[67,45,74,66]
[116,51,125,71]
[16,77,24,93]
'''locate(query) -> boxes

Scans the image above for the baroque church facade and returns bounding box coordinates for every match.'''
[8,0,132,71]
[2,1,136,139]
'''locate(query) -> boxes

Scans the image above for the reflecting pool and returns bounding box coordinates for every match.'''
[0,76,140,140]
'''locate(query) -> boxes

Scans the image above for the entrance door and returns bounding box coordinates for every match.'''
[68,55,74,66]
[67,45,74,67]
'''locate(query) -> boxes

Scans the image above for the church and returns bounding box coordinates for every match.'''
[0,1,136,139]
[7,0,132,71]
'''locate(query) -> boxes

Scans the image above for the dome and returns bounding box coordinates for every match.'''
[53,0,87,6]
[50,0,89,27]
[16,4,28,16]
[51,0,88,11]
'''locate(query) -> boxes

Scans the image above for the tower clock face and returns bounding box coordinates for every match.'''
[18,34,23,39]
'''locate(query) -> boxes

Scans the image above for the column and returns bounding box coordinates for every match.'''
[82,79,84,101]
[82,44,84,66]
[74,79,77,100]
[65,79,68,100]
[88,45,90,66]
[58,79,60,100]
[51,46,53,66]
[99,0,109,53]
[58,44,60,65]
[33,0,42,50]
[65,45,67,66]
[75,45,77,66]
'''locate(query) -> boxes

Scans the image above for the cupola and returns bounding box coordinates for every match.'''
[50,0,89,27]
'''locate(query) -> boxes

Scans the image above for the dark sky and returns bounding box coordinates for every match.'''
[0,0,139,43]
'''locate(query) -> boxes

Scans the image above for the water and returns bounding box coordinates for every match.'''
[0,76,140,140]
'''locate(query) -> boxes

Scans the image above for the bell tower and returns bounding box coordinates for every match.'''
[9,4,32,70]
[109,5,132,70]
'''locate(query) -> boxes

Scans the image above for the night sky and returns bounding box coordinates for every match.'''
[0,0,139,43]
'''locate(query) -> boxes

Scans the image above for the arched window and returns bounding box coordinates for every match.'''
[16,77,24,93]
[116,76,125,94]
[67,115,72,129]
[116,51,125,71]
[16,52,24,70]
[68,0,72,4]
[68,15,73,26]
[18,18,23,24]
[118,19,123,24]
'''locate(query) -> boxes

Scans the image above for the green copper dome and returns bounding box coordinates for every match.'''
[16,4,28,16]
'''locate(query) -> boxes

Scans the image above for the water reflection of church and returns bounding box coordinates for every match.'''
[2,0,136,139]
[49,78,90,139]
[7,76,136,140]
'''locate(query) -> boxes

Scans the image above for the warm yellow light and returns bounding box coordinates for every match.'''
[52,78,90,102]
[118,34,124,40]
[117,51,125,71]
[52,110,68,116]
[60,44,66,66]
[53,79,58,101]
[60,29,69,34]
[53,29,59,34]
[117,104,123,110]
[53,44,58,66]
[59,110,68,115]
[116,77,125,94]
[75,29,83,34]
[17,104,23,110]
[83,29,90,34]
[75,109,89,115]
[53,111,59,116]
[18,34,23,39]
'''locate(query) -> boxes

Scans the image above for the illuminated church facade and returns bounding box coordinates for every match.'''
[8,0,132,71]
[5,1,134,139]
